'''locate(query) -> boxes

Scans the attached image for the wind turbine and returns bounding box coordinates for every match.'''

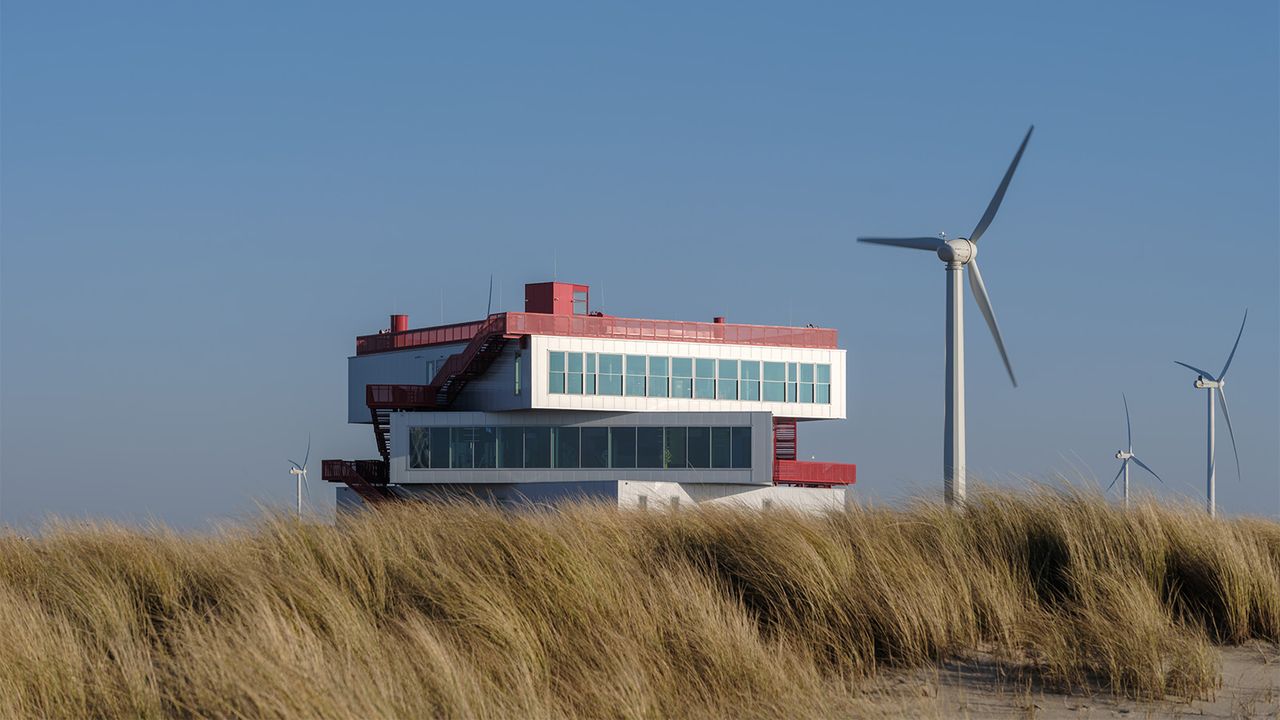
[288,435,311,518]
[1175,309,1246,517]
[1110,394,1162,508]
[858,126,1033,506]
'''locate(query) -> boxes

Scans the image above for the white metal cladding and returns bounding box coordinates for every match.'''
[389,410,774,486]
[346,342,467,423]
[528,335,846,420]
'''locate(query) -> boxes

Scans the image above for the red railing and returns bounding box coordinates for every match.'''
[322,459,390,485]
[366,384,438,408]
[773,459,856,487]
[356,318,490,355]
[356,312,837,356]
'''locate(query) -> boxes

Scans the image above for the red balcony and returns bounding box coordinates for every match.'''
[772,459,856,487]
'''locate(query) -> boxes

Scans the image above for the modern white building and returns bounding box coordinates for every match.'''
[324,282,855,510]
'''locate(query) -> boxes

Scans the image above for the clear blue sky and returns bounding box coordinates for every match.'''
[2,2,1276,529]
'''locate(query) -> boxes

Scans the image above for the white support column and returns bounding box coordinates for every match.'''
[1123,462,1130,509]
[1207,387,1216,518]
[944,263,966,506]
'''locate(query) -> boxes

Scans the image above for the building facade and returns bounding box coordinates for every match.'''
[324,282,855,510]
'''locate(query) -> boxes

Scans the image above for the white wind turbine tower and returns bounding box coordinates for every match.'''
[1175,309,1246,518]
[1110,394,1162,508]
[288,436,311,518]
[858,126,1032,506]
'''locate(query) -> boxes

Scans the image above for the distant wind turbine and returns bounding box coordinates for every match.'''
[857,126,1033,506]
[1175,309,1246,517]
[288,435,311,518]
[1109,394,1162,508]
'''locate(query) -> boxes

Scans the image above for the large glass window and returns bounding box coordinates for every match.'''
[572,290,588,315]
[598,354,623,396]
[554,427,580,468]
[711,427,732,468]
[687,427,711,468]
[671,358,693,398]
[610,427,637,468]
[763,362,785,402]
[625,355,647,396]
[786,363,798,402]
[498,427,523,468]
[695,359,716,399]
[567,353,583,395]
[410,425,752,470]
[637,427,664,468]
[799,363,814,403]
[585,354,597,395]
[523,427,551,468]
[647,356,669,398]
[740,361,760,401]
[717,359,738,400]
[817,363,831,404]
[549,351,565,394]
[581,427,610,468]
[731,427,752,469]
[664,427,687,469]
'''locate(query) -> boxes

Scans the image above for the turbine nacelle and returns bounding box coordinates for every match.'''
[937,238,975,266]
[1115,450,1132,460]
[1194,377,1221,390]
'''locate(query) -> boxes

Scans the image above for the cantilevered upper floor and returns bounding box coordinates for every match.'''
[347,282,846,422]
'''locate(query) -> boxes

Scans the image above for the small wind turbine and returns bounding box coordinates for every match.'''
[1109,394,1162,508]
[857,126,1033,506]
[288,435,311,518]
[1175,309,1246,517]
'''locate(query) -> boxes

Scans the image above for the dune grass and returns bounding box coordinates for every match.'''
[0,487,1277,718]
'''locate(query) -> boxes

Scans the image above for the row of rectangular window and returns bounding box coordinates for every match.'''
[549,353,832,404]
[408,425,752,470]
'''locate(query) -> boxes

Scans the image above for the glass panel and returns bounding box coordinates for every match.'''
[800,363,814,382]
[572,290,588,315]
[550,372,565,394]
[817,364,830,383]
[599,354,623,396]
[695,378,716,399]
[430,427,450,469]
[567,373,583,394]
[523,427,551,468]
[581,427,610,468]
[409,427,430,469]
[647,356,669,398]
[687,427,711,468]
[586,354,596,372]
[695,358,715,378]
[763,362,785,382]
[671,377,693,398]
[549,351,565,372]
[741,380,759,401]
[718,379,737,400]
[554,427,580,469]
[648,356,668,375]
[475,427,497,468]
[586,354,596,394]
[599,373,623,396]
[741,361,760,381]
[787,363,797,381]
[816,384,831,404]
[568,353,583,372]
[711,427,732,468]
[763,381,785,402]
[637,427,663,468]
[497,427,523,468]
[731,427,752,468]
[599,354,623,374]
[664,427,687,469]
[799,383,814,403]
[450,427,475,469]
[626,355,646,375]
[718,359,738,378]
[610,427,637,468]
[786,382,796,403]
[672,357,693,379]
[625,374,646,396]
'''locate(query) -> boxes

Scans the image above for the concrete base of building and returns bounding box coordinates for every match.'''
[336,480,851,515]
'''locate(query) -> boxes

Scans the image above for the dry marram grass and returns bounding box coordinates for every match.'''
[0,487,1277,718]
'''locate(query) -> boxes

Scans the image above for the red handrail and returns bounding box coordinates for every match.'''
[772,459,856,486]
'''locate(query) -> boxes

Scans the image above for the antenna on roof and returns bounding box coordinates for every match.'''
[553,248,558,281]
[487,274,493,317]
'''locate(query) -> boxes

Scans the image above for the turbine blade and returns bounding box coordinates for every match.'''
[969,125,1034,243]
[1130,455,1163,483]
[1123,393,1132,451]
[1106,461,1126,492]
[1218,309,1248,380]
[1216,387,1242,482]
[1174,361,1217,381]
[303,435,310,470]
[967,260,1017,387]
[856,236,946,252]
[287,459,300,470]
